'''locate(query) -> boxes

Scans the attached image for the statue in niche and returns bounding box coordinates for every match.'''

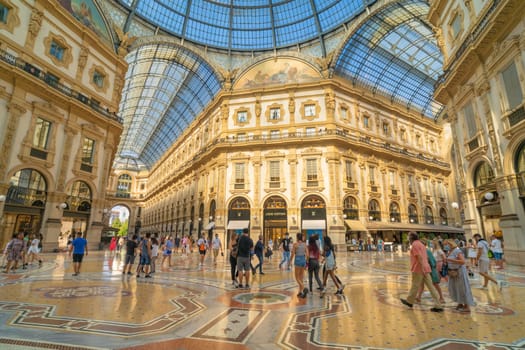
[26,9,43,47]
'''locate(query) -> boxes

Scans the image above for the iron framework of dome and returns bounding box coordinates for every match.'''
[110,0,444,170]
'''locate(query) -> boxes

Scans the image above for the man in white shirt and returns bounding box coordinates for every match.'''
[490,235,504,269]
[211,233,223,265]
[474,234,501,290]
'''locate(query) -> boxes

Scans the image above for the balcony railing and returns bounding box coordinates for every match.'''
[0,47,122,123]
[508,106,525,127]
[5,186,46,207]
[468,138,480,152]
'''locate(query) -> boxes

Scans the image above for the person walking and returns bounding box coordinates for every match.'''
[307,235,323,293]
[69,232,88,276]
[27,233,43,266]
[236,228,254,289]
[253,235,265,275]
[291,233,308,298]
[229,233,239,287]
[415,239,445,304]
[211,233,223,265]
[161,235,174,268]
[490,234,504,269]
[197,234,208,267]
[279,233,291,270]
[136,232,152,278]
[443,239,475,312]
[3,232,25,274]
[321,235,344,296]
[400,232,443,312]
[474,233,501,290]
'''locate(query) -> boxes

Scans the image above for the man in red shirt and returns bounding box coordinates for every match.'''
[400,232,443,312]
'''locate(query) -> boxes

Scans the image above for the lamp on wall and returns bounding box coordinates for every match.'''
[484,192,495,201]
[57,202,67,209]
[292,216,296,224]
[451,202,459,210]
[209,216,213,221]
[343,214,347,219]
[0,195,6,202]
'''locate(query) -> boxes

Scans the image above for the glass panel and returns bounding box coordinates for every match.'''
[306,159,317,180]
[82,138,95,164]
[0,4,8,23]
[463,103,477,138]
[33,118,51,149]
[50,41,65,60]
[502,62,523,110]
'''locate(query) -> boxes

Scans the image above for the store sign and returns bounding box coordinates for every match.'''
[264,209,287,219]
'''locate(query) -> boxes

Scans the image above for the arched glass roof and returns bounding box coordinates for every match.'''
[118,0,374,51]
[334,0,443,117]
[116,44,221,170]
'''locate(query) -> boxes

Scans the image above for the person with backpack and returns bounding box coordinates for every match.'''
[197,234,208,267]
[136,233,152,278]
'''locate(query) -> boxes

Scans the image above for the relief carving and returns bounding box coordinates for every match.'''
[26,8,43,48]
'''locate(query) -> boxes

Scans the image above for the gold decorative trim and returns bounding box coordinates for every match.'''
[265,103,284,124]
[43,33,73,68]
[233,107,251,126]
[88,64,109,94]
[0,0,20,33]
[300,100,320,121]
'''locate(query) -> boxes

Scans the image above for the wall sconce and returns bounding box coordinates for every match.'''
[343,214,347,219]
[451,202,459,210]
[410,218,415,223]
[57,202,67,209]
[0,195,6,202]
[484,192,495,201]
[209,216,213,221]
[198,217,202,222]
[391,217,395,222]
[369,215,374,221]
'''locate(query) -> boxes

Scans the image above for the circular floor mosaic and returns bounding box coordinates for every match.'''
[232,292,291,305]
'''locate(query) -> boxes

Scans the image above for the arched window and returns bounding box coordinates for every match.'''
[68,181,92,212]
[515,142,525,195]
[473,162,494,188]
[424,206,434,224]
[368,199,381,221]
[343,196,359,220]
[7,169,47,206]
[264,196,287,209]
[116,174,132,198]
[439,208,448,225]
[389,202,400,222]
[408,204,418,223]
[230,197,250,209]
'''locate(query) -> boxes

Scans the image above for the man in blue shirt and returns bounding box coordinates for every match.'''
[69,232,88,276]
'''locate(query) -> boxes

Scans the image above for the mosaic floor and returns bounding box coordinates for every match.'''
[1,249,524,350]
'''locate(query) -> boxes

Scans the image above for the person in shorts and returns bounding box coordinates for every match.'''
[474,234,501,289]
[123,235,138,275]
[197,235,208,266]
[236,228,254,289]
[69,232,88,276]
[137,233,152,278]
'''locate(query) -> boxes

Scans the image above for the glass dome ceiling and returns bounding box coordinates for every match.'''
[118,0,374,51]
[112,0,443,170]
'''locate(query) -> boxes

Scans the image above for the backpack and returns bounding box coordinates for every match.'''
[199,240,206,252]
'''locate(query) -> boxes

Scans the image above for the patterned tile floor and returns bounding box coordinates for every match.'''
[1,249,524,350]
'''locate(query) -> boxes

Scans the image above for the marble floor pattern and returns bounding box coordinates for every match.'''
[0,249,524,350]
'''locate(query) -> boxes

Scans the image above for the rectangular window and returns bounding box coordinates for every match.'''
[82,137,95,165]
[502,62,524,110]
[363,116,369,128]
[237,111,247,123]
[305,104,316,117]
[306,159,318,186]
[270,107,280,120]
[0,4,9,24]
[451,14,462,38]
[389,170,395,188]
[234,163,245,188]
[305,127,315,136]
[269,160,280,187]
[463,103,477,138]
[33,118,51,149]
[92,70,105,88]
[341,107,348,120]
[400,128,406,142]
[369,166,375,185]
[408,175,414,193]
[345,160,353,182]
[49,41,65,61]
[382,122,389,136]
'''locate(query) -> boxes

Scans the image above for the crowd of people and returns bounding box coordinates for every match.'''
[3,228,506,313]
[400,231,505,313]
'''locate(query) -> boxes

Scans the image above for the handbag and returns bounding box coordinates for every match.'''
[440,262,448,277]
[448,269,459,278]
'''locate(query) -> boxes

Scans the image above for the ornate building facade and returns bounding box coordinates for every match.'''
[0,0,125,251]
[430,0,525,264]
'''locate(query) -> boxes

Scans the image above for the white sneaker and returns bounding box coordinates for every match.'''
[477,285,488,290]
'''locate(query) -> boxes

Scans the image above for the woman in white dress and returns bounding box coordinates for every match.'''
[27,233,42,266]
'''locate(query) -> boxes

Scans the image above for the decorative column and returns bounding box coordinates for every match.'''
[326,149,344,246]
[0,102,26,181]
[252,153,262,236]
[287,154,299,231]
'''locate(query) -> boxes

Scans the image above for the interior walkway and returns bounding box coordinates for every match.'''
[0,248,524,349]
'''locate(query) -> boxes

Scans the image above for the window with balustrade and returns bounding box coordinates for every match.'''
[368,199,381,221]
[344,196,359,220]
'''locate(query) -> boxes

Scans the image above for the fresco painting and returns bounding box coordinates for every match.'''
[59,0,111,42]
[236,58,321,89]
